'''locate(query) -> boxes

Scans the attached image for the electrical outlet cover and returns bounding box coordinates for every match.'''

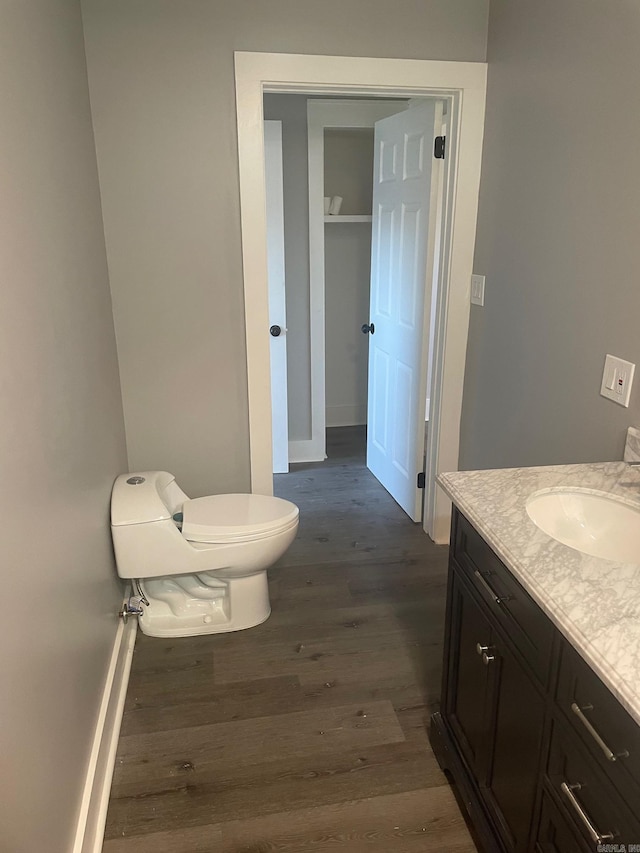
[600,354,635,407]
[471,274,485,306]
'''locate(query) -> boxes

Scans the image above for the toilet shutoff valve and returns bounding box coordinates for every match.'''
[120,595,147,623]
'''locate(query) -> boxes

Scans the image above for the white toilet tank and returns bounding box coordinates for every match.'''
[111,471,192,578]
[111,471,187,525]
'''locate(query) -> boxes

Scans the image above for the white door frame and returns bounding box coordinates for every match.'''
[302,99,408,464]
[235,51,486,544]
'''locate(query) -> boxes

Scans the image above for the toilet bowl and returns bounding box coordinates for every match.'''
[110,471,299,637]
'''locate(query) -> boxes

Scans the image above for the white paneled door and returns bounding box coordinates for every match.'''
[264,121,289,473]
[366,101,442,520]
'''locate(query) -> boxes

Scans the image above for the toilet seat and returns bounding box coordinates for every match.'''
[181,493,299,544]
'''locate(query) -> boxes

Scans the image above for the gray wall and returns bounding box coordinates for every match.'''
[81,0,489,496]
[0,2,127,850]
[325,223,372,427]
[325,130,375,428]
[461,0,640,470]
[325,129,375,216]
[262,100,375,434]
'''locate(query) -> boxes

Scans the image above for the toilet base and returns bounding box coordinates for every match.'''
[136,571,271,637]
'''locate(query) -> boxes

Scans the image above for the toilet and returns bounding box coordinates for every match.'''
[110,471,299,637]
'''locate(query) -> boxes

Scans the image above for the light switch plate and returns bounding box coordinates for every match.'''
[600,354,635,407]
[471,274,485,306]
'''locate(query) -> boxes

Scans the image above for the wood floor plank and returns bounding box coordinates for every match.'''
[121,676,435,739]
[212,630,435,686]
[232,596,444,639]
[277,537,442,569]
[106,739,446,838]
[112,700,405,789]
[104,787,475,853]
[121,674,301,735]
[217,785,478,853]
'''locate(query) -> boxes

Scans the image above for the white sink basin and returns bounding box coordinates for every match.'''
[526,488,640,563]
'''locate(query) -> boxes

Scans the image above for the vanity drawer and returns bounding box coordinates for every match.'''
[556,641,640,810]
[535,788,590,853]
[452,510,555,684]
[546,719,640,848]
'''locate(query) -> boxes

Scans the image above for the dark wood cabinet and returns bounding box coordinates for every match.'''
[483,629,546,851]
[445,570,494,782]
[441,557,546,852]
[431,507,640,853]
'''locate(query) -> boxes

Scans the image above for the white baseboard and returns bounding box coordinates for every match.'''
[288,438,326,464]
[325,404,367,428]
[72,598,137,853]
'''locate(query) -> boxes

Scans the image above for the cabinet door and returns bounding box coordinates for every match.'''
[444,567,546,853]
[445,571,495,782]
[483,633,546,852]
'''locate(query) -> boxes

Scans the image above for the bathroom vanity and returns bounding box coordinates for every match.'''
[430,459,640,853]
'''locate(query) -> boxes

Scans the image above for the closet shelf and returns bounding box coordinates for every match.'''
[324,215,372,223]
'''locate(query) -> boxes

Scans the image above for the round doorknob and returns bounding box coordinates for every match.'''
[361,323,375,335]
[270,325,282,337]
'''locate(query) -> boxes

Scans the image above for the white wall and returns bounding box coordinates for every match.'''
[0,2,128,851]
[81,0,489,496]
[461,0,640,470]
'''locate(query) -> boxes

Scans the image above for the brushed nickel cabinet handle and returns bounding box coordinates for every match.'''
[571,701,629,762]
[560,781,615,843]
[475,642,495,665]
[473,570,512,604]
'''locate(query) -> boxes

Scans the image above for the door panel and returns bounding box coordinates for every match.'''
[379,139,398,181]
[371,348,390,453]
[403,130,425,179]
[398,204,421,327]
[366,101,441,520]
[373,205,395,317]
[392,361,413,476]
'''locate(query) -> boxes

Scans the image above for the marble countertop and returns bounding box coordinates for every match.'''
[438,454,640,726]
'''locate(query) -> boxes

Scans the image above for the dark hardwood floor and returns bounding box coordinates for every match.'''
[103,426,476,852]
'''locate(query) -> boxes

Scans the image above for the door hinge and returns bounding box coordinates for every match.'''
[417,471,426,489]
[434,136,446,159]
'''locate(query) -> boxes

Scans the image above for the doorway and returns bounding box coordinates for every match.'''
[235,51,487,543]
[265,95,446,523]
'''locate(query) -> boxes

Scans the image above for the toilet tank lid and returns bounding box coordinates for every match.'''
[111,471,175,526]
